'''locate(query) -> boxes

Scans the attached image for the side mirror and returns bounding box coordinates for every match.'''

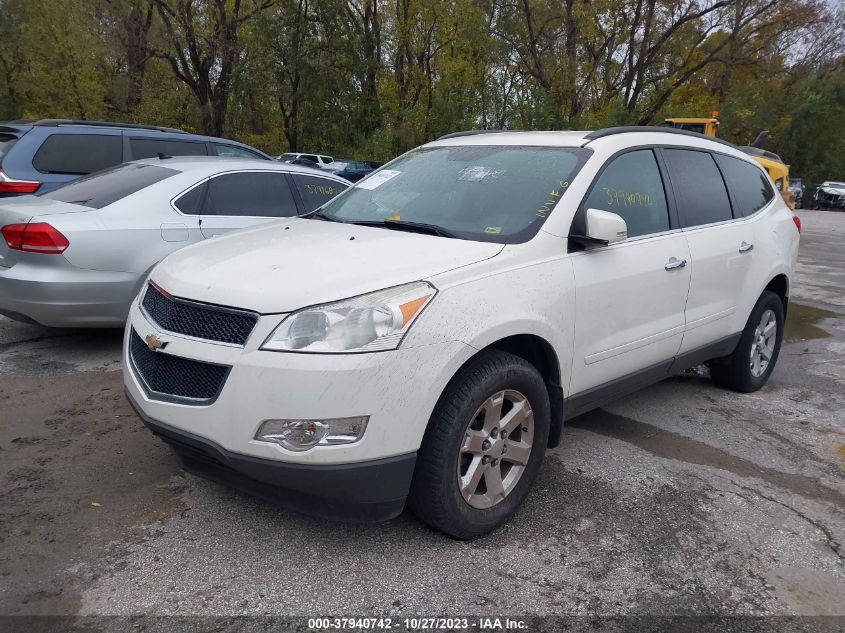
[571,208,628,247]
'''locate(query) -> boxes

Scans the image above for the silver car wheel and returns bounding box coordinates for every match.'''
[457,389,534,510]
[749,308,777,378]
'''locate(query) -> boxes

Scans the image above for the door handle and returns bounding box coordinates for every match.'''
[739,241,754,253]
[664,257,687,271]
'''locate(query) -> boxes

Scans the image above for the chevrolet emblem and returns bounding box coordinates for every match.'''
[145,333,168,352]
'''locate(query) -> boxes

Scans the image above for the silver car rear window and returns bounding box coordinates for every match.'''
[39,163,179,209]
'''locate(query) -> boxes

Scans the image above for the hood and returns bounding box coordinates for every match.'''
[151,218,504,313]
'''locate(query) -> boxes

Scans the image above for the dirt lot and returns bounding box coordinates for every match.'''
[1,211,843,622]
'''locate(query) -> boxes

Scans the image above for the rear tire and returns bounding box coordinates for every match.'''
[710,290,784,393]
[409,350,550,539]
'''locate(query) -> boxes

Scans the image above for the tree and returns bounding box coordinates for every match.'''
[152,0,276,135]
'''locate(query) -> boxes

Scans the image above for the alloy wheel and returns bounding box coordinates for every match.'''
[457,389,534,509]
[749,308,777,377]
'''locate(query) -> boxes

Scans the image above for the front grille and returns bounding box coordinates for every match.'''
[129,329,230,403]
[141,283,258,346]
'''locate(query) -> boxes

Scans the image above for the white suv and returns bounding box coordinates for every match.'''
[123,127,800,538]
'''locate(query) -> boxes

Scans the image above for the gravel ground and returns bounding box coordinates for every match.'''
[0,211,843,623]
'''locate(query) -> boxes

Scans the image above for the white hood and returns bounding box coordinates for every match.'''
[151,218,504,313]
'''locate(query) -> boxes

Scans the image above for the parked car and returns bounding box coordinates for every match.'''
[124,127,799,538]
[0,119,272,198]
[0,157,349,327]
[788,177,804,208]
[277,152,336,169]
[812,181,845,210]
[334,160,376,182]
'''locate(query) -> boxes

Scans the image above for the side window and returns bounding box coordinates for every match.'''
[33,134,122,175]
[714,154,774,217]
[664,149,732,226]
[301,154,318,163]
[583,149,670,238]
[321,156,334,164]
[292,175,348,212]
[213,144,263,159]
[174,182,207,215]
[205,172,298,217]
[130,138,208,160]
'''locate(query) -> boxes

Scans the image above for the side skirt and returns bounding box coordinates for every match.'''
[564,333,741,421]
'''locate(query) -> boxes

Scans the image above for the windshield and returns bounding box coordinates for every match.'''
[317,145,590,243]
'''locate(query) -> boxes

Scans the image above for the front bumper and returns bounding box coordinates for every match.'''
[0,258,140,327]
[126,389,416,521]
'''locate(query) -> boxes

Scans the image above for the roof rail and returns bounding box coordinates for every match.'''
[582,125,737,150]
[436,129,511,140]
[29,119,187,134]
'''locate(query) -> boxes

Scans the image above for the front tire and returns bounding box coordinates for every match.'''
[710,290,784,392]
[409,350,550,539]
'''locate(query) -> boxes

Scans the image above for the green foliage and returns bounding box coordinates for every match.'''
[0,0,842,171]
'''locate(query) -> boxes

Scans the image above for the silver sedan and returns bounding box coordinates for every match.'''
[0,157,349,327]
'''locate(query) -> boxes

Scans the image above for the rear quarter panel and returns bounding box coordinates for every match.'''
[729,200,799,334]
[55,183,201,275]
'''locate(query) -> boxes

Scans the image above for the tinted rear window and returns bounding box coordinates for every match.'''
[33,134,123,175]
[0,134,19,160]
[293,175,348,212]
[664,149,732,227]
[40,163,179,209]
[130,138,208,159]
[714,155,774,217]
[174,182,207,214]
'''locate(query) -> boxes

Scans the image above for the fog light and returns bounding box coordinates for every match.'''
[254,417,369,452]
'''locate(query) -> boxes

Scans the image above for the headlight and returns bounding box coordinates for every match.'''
[261,281,436,353]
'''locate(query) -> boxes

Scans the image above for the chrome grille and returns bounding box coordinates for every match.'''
[141,283,258,346]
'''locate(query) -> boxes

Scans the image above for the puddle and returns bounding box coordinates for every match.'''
[784,303,838,343]
[569,409,845,506]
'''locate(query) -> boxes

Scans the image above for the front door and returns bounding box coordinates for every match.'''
[568,148,691,401]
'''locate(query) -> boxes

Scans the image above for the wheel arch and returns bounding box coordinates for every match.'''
[455,333,565,449]
[763,273,790,317]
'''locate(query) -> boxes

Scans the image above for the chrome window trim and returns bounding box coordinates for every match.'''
[168,168,348,219]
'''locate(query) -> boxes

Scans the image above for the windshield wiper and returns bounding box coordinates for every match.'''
[307,209,342,222]
[348,219,459,239]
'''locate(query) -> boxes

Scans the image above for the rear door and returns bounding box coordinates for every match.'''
[198,171,300,238]
[664,149,757,354]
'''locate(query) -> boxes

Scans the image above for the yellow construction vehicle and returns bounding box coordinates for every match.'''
[663,114,793,208]
[663,115,721,137]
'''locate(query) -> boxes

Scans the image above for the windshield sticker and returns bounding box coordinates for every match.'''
[357,169,401,190]
[458,166,505,182]
[535,180,570,218]
[388,213,401,220]
[484,227,502,234]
